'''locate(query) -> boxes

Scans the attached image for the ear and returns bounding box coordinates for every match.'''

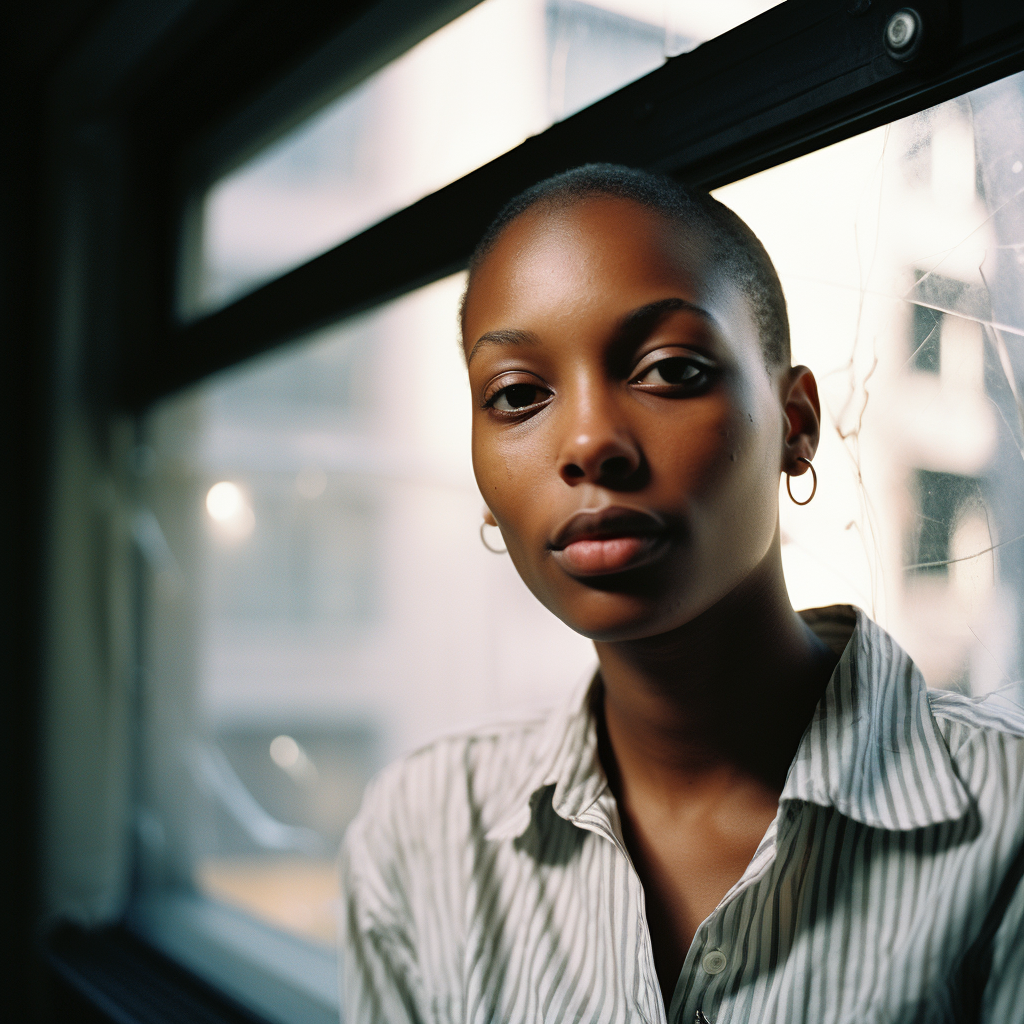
[781,366,821,474]
[482,506,498,527]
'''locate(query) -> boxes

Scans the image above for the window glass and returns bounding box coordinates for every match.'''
[189,0,783,317]
[142,62,1024,1004]
[139,273,596,956]
[713,68,1024,700]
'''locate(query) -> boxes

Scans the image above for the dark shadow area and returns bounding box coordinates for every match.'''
[43,924,266,1024]
[513,786,590,868]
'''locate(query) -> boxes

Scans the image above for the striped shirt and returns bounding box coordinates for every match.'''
[339,606,1024,1023]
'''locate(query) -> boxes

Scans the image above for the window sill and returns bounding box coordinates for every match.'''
[127,893,339,1024]
[43,921,268,1024]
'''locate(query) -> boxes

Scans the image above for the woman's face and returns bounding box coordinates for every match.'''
[462,197,802,642]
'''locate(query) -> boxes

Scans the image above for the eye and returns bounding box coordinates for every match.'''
[633,357,710,389]
[487,382,549,413]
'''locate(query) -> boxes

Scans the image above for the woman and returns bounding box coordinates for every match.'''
[340,165,1024,1023]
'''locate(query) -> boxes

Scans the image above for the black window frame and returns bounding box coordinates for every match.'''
[27,1,1024,1021]
[132,0,1024,407]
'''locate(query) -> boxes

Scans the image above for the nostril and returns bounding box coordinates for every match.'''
[563,463,585,479]
[601,456,633,480]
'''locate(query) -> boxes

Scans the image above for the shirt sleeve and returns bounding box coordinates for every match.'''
[338,774,426,1024]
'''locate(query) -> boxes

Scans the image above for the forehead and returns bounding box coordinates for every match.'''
[462,196,746,348]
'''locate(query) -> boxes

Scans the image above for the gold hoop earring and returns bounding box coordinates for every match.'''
[786,457,817,506]
[480,521,507,554]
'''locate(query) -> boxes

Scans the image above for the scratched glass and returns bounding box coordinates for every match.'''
[142,68,1024,964]
[715,69,1024,705]
[188,0,783,317]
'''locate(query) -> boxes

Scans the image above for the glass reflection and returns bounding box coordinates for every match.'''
[142,275,595,947]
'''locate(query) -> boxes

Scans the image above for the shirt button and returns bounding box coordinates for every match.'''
[701,949,727,975]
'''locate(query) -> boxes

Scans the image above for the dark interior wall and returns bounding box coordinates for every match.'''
[0,6,304,1015]
[2,7,116,1018]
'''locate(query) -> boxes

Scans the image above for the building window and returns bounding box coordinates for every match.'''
[911,273,943,374]
[909,470,986,576]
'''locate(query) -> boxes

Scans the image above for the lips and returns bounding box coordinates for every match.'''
[548,506,669,576]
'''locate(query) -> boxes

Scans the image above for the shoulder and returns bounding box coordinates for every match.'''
[342,716,551,863]
[927,686,1024,808]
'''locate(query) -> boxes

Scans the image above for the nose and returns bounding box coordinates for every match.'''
[557,390,643,489]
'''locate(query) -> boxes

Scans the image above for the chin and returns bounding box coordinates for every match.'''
[542,552,760,643]
[517,542,761,644]
[553,588,697,644]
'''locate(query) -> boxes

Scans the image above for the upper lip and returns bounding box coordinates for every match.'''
[548,506,668,550]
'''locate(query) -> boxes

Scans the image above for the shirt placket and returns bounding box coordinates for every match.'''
[669,807,788,1024]
[573,800,748,1024]
[672,912,731,1024]
[570,794,665,1024]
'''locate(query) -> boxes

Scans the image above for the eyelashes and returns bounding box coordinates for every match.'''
[482,355,716,419]
[487,382,550,413]
[631,356,710,389]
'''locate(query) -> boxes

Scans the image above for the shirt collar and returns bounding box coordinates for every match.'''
[484,674,606,841]
[781,605,972,829]
[486,605,971,841]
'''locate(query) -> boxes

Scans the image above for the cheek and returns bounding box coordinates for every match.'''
[471,423,563,596]
[648,394,747,494]
[652,389,780,543]
[698,389,783,543]
[472,424,546,524]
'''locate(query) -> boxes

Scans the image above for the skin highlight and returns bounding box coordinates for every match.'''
[462,196,838,1010]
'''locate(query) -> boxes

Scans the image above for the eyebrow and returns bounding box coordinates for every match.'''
[466,297,713,365]
[618,297,714,336]
[466,328,540,365]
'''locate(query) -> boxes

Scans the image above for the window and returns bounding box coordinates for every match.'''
[911,273,944,373]
[38,2,1024,1023]
[910,470,985,580]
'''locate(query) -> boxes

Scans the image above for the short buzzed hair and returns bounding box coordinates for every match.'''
[462,164,790,368]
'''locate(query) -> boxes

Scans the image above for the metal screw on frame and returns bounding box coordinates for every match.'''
[884,8,922,60]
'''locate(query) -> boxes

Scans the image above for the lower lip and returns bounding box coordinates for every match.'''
[553,535,665,576]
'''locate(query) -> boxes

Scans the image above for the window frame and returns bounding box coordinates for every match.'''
[38,1,1024,1022]
[132,0,1024,407]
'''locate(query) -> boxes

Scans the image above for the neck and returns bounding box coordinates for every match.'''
[594,538,837,800]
